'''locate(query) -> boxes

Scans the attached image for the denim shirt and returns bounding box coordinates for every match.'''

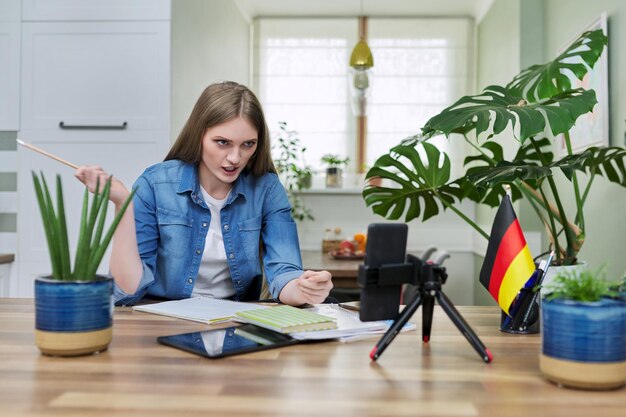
[114,160,303,305]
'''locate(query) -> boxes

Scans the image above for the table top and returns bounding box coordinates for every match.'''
[1,299,624,417]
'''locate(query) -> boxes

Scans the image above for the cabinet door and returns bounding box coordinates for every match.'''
[21,21,170,136]
[0,22,20,130]
[16,131,169,297]
[22,0,170,21]
[0,0,20,21]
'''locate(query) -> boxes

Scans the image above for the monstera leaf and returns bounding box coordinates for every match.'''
[458,138,553,207]
[507,29,608,103]
[461,141,509,207]
[421,86,597,143]
[554,146,626,186]
[467,162,552,192]
[363,142,464,222]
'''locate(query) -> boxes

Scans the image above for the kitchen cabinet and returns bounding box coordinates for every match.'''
[22,0,170,21]
[0,0,20,130]
[20,21,169,134]
[16,1,171,296]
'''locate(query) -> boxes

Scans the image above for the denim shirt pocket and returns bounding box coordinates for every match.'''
[157,207,192,257]
[238,215,262,261]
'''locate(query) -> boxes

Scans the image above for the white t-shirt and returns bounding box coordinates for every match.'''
[191,187,236,299]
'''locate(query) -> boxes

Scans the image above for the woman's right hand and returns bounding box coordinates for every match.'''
[74,165,130,207]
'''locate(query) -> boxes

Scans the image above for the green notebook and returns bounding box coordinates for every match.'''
[235,305,337,333]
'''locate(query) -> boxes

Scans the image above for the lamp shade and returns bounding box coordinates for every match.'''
[349,40,374,69]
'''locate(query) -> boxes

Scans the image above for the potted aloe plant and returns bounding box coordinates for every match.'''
[363,29,625,267]
[32,172,135,356]
[540,268,626,389]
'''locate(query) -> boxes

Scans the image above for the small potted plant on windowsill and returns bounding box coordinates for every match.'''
[32,172,135,356]
[321,154,349,188]
[540,268,626,390]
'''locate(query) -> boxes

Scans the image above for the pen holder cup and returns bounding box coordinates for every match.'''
[499,288,540,334]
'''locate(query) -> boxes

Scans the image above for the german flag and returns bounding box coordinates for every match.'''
[480,195,535,315]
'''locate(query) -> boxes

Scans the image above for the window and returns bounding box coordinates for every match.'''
[254,17,473,174]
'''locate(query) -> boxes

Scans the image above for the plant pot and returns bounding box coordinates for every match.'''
[540,297,626,390]
[325,167,342,188]
[35,276,114,356]
[541,261,588,291]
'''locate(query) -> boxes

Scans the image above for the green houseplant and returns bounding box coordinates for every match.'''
[321,154,349,188]
[273,121,314,221]
[540,268,626,389]
[363,29,625,266]
[32,172,135,356]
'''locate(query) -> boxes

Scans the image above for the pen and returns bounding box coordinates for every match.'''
[517,251,555,330]
[507,267,543,329]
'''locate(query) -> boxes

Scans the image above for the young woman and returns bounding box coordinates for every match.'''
[75,81,333,306]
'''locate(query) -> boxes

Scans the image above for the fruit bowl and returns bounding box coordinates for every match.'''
[329,249,365,260]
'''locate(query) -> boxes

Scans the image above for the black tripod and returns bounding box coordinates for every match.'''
[370,255,492,363]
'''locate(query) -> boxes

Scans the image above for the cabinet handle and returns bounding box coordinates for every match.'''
[59,121,128,130]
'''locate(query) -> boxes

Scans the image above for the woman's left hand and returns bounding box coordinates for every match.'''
[279,270,333,306]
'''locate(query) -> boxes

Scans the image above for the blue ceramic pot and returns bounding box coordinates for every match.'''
[34,276,113,356]
[540,297,626,390]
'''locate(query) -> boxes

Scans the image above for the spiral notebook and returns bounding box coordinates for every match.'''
[234,305,338,333]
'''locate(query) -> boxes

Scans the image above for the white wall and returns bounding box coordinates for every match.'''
[171,0,251,142]
[543,0,626,281]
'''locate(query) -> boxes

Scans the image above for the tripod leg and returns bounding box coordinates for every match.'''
[422,295,434,343]
[370,292,423,361]
[435,291,493,363]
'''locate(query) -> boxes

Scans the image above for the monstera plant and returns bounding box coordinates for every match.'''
[364,29,626,266]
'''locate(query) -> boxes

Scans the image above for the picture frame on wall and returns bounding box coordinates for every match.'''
[557,12,609,155]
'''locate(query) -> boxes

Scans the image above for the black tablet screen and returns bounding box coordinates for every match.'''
[157,324,298,358]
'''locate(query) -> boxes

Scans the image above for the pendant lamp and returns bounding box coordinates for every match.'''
[350,16,373,116]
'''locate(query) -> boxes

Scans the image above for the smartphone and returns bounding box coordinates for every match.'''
[359,223,408,321]
[157,324,299,359]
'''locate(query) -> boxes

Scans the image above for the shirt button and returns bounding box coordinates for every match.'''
[202,222,208,228]
[223,224,229,231]
[229,253,235,259]
[188,278,193,284]
[196,249,201,255]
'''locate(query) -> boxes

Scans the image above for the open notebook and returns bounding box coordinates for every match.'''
[132,297,266,324]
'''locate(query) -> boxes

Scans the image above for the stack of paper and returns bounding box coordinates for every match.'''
[133,298,415,343]
[289,304,415,342]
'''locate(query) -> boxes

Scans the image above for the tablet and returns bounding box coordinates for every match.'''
[157,324,299,359]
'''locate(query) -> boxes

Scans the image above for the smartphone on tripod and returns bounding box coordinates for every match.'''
[359,223,408,321]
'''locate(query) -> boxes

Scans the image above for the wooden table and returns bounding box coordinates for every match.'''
[1,299,624,417]
[301,249,361,289]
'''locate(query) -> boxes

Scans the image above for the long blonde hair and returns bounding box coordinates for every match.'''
[165,81,275,175]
